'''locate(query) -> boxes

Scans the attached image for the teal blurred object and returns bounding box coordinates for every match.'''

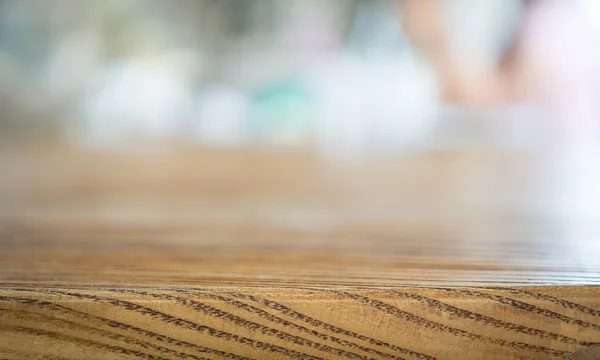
[252,79,316,146]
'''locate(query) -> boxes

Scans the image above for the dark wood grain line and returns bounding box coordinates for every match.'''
[306,288,567,357]
[0,295,254,360]
[388,290,592,345]
[107,289,382,360]
[433,288,600,334]
[0,308,211,360]
[0,349,74,360]
[489,287,600,317]
[194,290,418,360]
[18,289,327,360]
[147,288,414,360]
[0,325,171,360]
[223,291,437,360]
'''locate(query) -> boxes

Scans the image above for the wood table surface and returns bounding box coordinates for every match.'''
[1,144,599,359]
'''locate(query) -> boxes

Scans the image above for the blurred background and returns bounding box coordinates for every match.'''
[1,0,600,269]
[1,0,599,152]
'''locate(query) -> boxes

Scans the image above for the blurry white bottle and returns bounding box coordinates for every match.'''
[66,50,198,149]
[309,52,439,157]
[190,84,251,148]
[311,0,439,157]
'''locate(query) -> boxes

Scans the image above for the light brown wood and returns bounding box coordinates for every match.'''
[1,144,599,359]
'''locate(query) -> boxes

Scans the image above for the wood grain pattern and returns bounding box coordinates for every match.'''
[2,286,600,359]
[1,145,599,359]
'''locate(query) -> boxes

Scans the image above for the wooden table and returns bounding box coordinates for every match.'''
[1,144,599,359]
